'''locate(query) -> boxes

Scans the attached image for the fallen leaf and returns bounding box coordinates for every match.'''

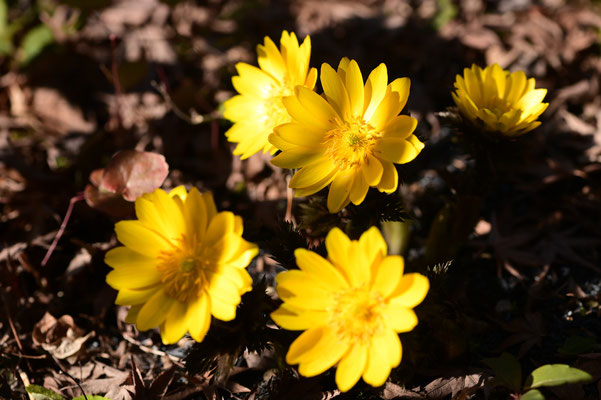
[99,150,169,201]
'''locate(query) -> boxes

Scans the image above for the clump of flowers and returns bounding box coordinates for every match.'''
[269,58,424,213]
[271,227,429,392]
[223,31,318,159]
[105,187,258,344]
[452,63,548,136]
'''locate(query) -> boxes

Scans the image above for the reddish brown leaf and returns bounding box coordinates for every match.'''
[99,150,169,201]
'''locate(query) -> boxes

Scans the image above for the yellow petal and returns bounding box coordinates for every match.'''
[381,115,417,139]
[327,170,353,213]
[463,67,482,105]
[289,158,337,189]
[204,211,235,246]
[345,60,365,118]
[186,292,211,342]
[226,240,259,269]
[169,185,188,201]
[114,220,172,257]
[325,227,352,278]
[285,86,338,131]
[286,326,324,364]
[374,137,421,164]
[274,122,325,148]
[223,94,264,122]
[161,300,188,344]
[270,147,322,169]
[184,187,208,244]
[321,63,351,119]
[298,327,347,377]
[371,255,404,297]
[140,189,186,241]
[271,304,328,330]
[362,154,383,186]
[362,333,393,387]
[115,287,159,306]
[363,63,388,122]
[349,169,369,205]
[136,289,173,331]
[369,90,401,131]
[490,63,506,98]
[505,70,527,104]
[292,168,338,197]
[210,294,238,321]
[389,77,410,113]
[124,305,142,324]
[234,63,278,98]
[294,249,348,290]
[257,36,286,82]
[336,57,351,81]
[383,304,418,332]
[390,273,430,308]
[336,342,368,392]
[343,241,370,287]
[275,270,334,309]
[516,89,547,112]
[208,270,242,301]
[376,161,398,193]
[305,66,318,88]
[105,247,161,290]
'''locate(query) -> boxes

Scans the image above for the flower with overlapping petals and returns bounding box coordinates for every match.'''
[271,227,429,392]
[105,187,258,344]
[452,64,548,136]
[223,31,318,159]
[269,58,424,213]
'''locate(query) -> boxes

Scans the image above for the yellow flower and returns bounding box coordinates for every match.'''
[452,64,548,136]
[223,31,318,159]
[105,186,258,345]
[269,58,424,213]
[271,227,429,392]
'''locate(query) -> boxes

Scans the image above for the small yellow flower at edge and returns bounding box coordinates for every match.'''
[452,63,548,136]
[269,58,424,213]
[271,227,429,392]
[223,31,318,159]
[105,186,258,345]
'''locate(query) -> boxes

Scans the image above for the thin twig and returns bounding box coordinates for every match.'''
[121,334,184,366]
[151,80,208,125]
[50,356,89,400]
[41,193,85,267]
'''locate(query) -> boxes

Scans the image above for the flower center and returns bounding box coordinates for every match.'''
[157,236,214,303]
[484,96,515,119]
[263,83,293,129]
[323,118,379,169]
[328,287,386,343]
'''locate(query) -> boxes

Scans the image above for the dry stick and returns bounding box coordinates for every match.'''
[285,177,294,225]
[150,80,206,125]
[50,356,89,400]
[41,193,85,267]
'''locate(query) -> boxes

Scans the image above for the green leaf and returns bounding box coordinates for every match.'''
[25,385,65,400]
[17,24,54,66]
[524,364,593,389]
[73,396,112,400]
[432,0,458,30]
[0,0,12,55]
[520,389,545,400]
[483,352,522,392]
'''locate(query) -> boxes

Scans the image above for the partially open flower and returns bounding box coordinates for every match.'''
[269,58,423,213]
[105,187,258,344]
[271,227,429,392]
[452,64,548,136]
[223,31,317,159]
